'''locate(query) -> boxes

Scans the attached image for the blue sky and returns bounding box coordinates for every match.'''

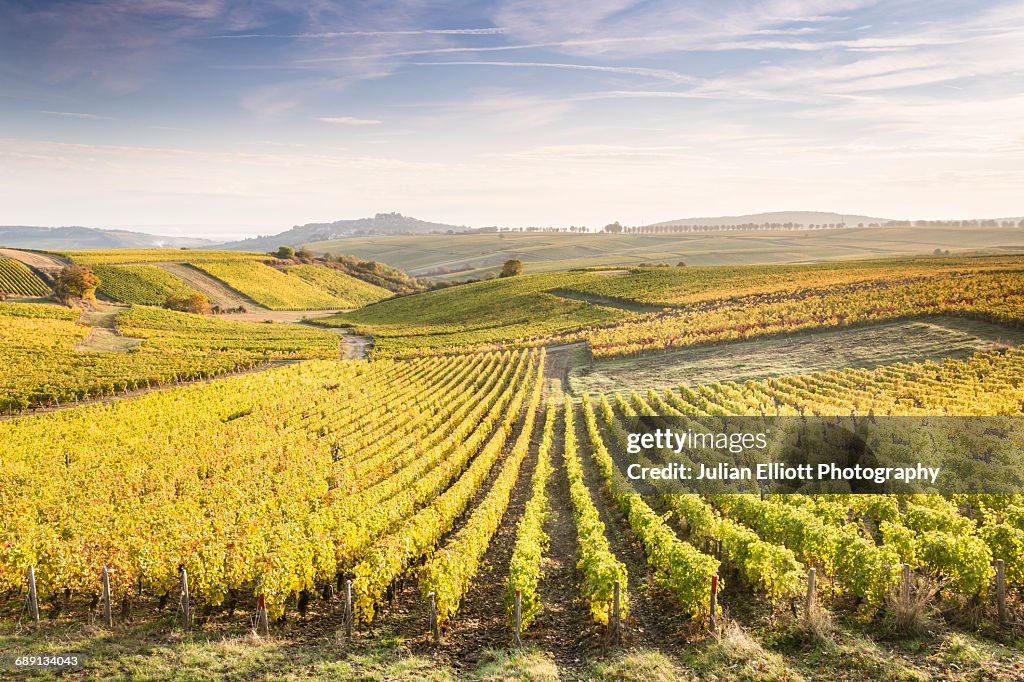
[1,1,1022,238]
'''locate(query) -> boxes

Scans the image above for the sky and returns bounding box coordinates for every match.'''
[1,1,1023,239]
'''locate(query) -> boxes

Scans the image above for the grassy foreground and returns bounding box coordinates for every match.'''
[2,611,1021,681]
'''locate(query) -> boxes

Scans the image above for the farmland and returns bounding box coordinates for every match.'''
[192,261,348,310]
[48,249,391,311]
[321,255,1024,358]
[0,257,49,297]
[1,253,1023,681]
[92,265,201,306]
[303,225,1024,280]
[0,302,339,413]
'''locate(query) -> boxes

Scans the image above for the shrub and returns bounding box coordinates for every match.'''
[164,292,212,315]
[53,265,99,304]
[500,259,524,278]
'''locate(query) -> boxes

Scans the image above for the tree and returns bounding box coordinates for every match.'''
[275,246,295,260]
[296,247,315,262]
[164,293,212,315]
[603,221,624,233]
[499,259,524,278]
[53,265,99,304]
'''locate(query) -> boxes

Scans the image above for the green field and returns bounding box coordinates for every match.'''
[93,264,201,306]
[0,257,49,296]
[305,226,1024,280]
[320,255,1024,357]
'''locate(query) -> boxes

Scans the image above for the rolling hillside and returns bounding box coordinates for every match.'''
[54,249,392,311]
[0,226,215,249]
[213,212,466,251]
[304,225,1024,281]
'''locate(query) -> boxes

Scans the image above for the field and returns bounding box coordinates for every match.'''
[1,253,1023,681]
[305,226,1024,280]
[320,255,1024,358]
[0,302,339,413]
[0,257,49,296]
[192,261,348,310]
[93,265,201,306]
[44,249,395,311]
[568,318,1024,395]
[60,249,267,266]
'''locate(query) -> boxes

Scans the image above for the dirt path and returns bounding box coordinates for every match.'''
[74,305,143,353]
[155,262,266,310]
[526,396,600,667]
[317,328,373,360]
[548,287,664,313]
[0,248,67,278]
[572,399,697,650]
[432,411,543,672]
[542,341,590,386]
[217,309,349,323]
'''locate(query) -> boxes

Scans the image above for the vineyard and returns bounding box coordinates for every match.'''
[58,249,268,265]
[0,303,338,414]
[192,261,349,310]
[92,265,201,306]
[283,265,391,308]
[0,257,49,297]
[322,255,1024,358]
[52,249,394,311]
[1,254,1023,680]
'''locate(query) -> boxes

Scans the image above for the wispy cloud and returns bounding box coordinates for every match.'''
[210,27,506,39]
[318,116,382,125]
[38,110,115,120]
[412,60,695,84]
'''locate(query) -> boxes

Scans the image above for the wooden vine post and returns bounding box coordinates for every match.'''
[709,575,719,635]
[427,592,439,644]
[27,565,39,622]
[995,559,1007,625]
[804,567,816,617]
[513,589,523,647]
[344,580,353,638]
[257,594,269,635]
[180,568,191,631]
[611,580,622,645]
[101,566,113,628]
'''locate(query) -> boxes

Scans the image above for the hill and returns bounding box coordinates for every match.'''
[0,226,215,250]
[646,211,887,228]
[316,254,1024,357]
[304,225,1024,281]
[54,249,393,311]
[213,212,466,251]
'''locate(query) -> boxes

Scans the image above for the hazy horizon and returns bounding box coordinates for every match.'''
[2,1,1023,239]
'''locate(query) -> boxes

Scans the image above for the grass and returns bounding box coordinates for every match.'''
[304,227,1024,281]
[2,597,1021,680]
[567,318,1024,395]
[317,271,630,355]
